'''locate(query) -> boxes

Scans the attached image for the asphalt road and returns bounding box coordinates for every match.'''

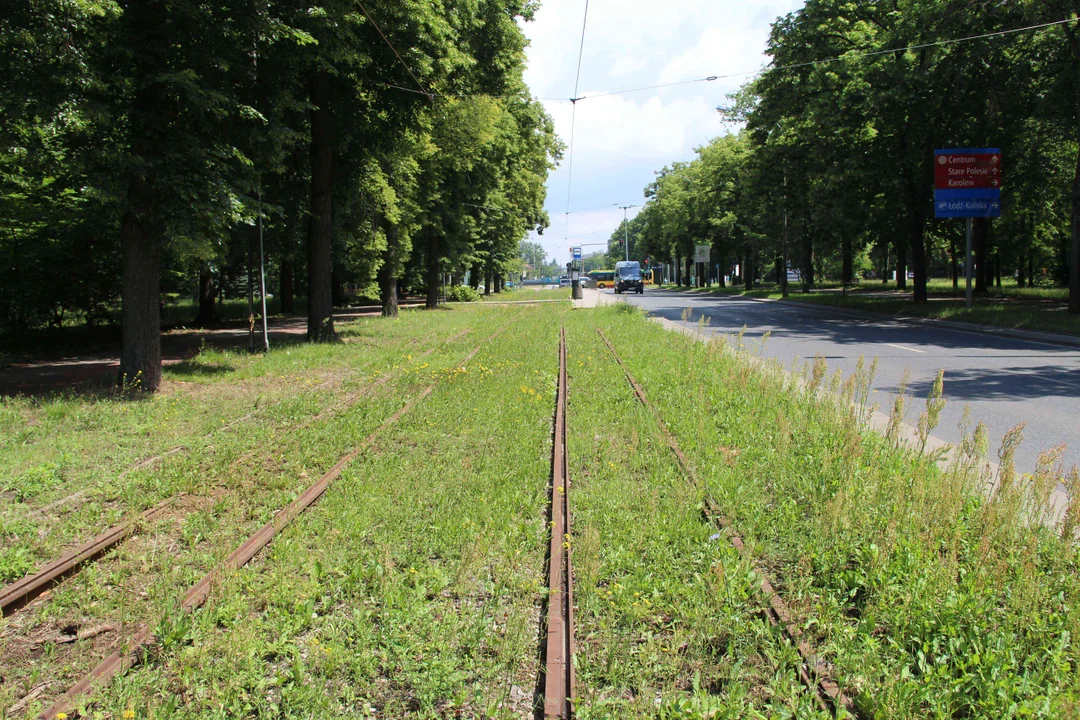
[618,287,1080,475]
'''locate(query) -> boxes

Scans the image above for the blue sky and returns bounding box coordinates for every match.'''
[520,0,805,266]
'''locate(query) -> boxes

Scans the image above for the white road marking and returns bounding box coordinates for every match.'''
[886,343,927,354]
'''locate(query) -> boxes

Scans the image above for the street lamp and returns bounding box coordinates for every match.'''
[618,205,636,262]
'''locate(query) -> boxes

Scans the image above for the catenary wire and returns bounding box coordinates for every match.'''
[575,17,1080,101]
[563,0,591,236]
[356,1,433,101]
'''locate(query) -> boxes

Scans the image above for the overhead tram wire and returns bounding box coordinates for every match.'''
[376,16,1079,107]
[356,0,434,101]
[563,0,590,238]
[574,16,1080,102]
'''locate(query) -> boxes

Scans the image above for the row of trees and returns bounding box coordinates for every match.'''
[620,1,1079,311]
[1,0,560,390]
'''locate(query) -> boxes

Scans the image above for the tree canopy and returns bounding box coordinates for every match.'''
[0,0,561,390]
[630,2,1079,308]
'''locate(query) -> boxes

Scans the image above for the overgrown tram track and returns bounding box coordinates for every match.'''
[0,327,474,621]
[541,327,575,720]
[32,323,510,720]
[595,327,856,718]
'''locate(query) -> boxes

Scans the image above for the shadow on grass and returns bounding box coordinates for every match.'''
[165,360,237,379]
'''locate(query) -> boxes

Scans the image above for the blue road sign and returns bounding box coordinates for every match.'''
[572,247,582,260]
[934,190,1001,218]
[934,148,1001,218]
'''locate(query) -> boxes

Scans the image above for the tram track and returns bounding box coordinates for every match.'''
[0,327,474,627]
[20,323,507,720]
[540,327,575,720]
[595,326,855,718]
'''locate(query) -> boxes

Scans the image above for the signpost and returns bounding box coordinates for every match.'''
[934,148,1002,309]
[693,245,710,288]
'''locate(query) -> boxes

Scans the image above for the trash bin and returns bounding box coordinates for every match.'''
[571,279,584,300]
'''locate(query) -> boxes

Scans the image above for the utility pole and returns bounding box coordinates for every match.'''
[619,205,636,262]
[257,176,269,351]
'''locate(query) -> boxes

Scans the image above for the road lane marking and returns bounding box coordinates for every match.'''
[886,343,926,354]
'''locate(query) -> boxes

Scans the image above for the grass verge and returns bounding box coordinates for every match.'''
[657,282,1080,337]
[595,302,1080,717]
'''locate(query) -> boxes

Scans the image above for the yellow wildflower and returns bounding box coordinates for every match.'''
[124,711,136,719]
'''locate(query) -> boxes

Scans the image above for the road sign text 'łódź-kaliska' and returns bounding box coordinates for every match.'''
[934,148,1002,218]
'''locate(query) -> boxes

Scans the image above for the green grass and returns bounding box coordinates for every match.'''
[594,303,1080,717]
[476,287,570,302]
[658,281,1080,337]
[2,301,1079,718]
[565,320,826,718]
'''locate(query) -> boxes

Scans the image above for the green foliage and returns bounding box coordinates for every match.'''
[0,0,561,354]
[636,1,1079,304]
[444,284,481,302]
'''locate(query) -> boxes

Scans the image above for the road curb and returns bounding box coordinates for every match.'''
[662,288,1080,350]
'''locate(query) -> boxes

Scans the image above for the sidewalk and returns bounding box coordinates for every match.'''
[571,287,615,310]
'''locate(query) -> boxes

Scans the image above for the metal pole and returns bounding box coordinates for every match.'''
[623,207,629,262]
[247,219,255,353]
[257,177,269,351]
[965,217,973,310]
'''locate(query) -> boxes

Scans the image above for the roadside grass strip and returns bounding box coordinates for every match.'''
[594,303,1080,718]
[563,318,830,719]
[0,310,507,716]
[0,310,474,584]
[594,326,851,717]
[42,306,560,718]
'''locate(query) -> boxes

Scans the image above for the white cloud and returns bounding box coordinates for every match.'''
[519,0,806,265]
[609,54,650,77]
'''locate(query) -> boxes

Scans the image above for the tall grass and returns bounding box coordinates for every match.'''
[597,303,1080,718]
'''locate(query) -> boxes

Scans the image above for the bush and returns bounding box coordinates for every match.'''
[445,285,481,303]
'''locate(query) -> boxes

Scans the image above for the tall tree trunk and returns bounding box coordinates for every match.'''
[331,270,344,307]
[306,70,335,340]
[1072,125,1080,313]
[1028,242,1035,289]
[279,258,294,313]
[717,255,726,288]
[951,234,959,289]
[119,174,161,392]
[1069,21,1080,313]
[469,261,482,290]
[842,236,853,290]
[973,217,988,294]
[801,233,813,292]
[194,265,217,325]
[894,235,908,291]
[379,223,399,318]
[743,245,753,291]
[684,256,692,288]
[117,0,167,392]
[425,231,441,309]
[494,274,502,293]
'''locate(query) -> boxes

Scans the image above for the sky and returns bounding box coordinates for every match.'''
[520,0,806,268]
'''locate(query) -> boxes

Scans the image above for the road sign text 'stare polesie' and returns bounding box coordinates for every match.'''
[934,148,1001,218]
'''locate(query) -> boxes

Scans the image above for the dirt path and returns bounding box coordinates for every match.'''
[0,306,422,398]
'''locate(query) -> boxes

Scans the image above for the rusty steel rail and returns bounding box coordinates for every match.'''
[595,327,855,718]
[4,328,478,627]
[39,325,508,720]
[542,327,575,719]
[0,496,180,617]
